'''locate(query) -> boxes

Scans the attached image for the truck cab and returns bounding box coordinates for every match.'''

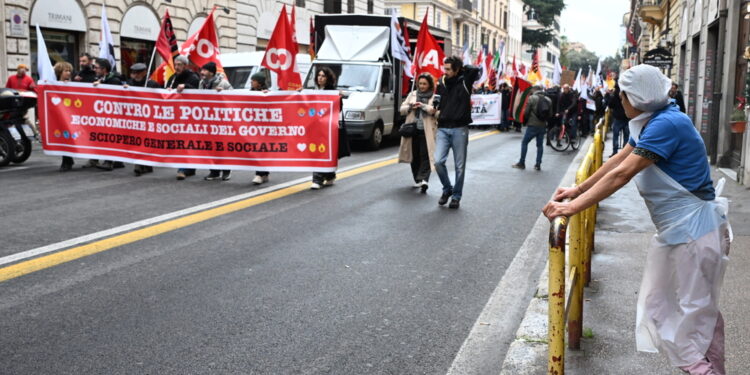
[307,15,451,150]
[304,60,396,150]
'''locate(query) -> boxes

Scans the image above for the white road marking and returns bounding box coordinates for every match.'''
[0,154,398,267]
[0,128,498,267]
[0,166,30,173]
[446,137,591,375]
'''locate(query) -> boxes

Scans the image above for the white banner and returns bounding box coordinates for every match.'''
[470,94,502,125]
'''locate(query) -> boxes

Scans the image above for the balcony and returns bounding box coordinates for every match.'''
[458,0,472,11]
[639,0,664,25]
[455,0,474,22]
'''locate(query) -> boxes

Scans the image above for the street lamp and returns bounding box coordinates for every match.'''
[203,5,231,15]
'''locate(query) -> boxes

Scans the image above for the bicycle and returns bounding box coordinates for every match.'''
[547,114,580,152]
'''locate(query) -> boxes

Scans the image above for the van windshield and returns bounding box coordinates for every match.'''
[223,66,257,89]
[305,64,380,92]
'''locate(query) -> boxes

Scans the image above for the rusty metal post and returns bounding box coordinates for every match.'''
[568,209,583,350]
[548,216,567,375]
[568,152,592,350]
[584,206,594,286]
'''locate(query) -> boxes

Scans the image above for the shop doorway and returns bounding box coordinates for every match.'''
[121,38,156,77]
[29,28,80,80]
[727,3,750,169]
[703,23,720,162]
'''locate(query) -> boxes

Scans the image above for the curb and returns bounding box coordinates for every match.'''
[499,136,596,375]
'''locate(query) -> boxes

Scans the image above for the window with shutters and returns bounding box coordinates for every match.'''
[324,0,341,13]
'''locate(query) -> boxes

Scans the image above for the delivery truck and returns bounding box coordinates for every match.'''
[306,14,450,150]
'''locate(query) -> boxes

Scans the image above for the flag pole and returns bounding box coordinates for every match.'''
[145,45,157,87]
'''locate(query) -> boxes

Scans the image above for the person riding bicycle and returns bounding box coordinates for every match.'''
[556,84,578,136]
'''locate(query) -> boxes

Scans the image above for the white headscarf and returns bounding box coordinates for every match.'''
[619,64,673,142]
[618,64,672,112]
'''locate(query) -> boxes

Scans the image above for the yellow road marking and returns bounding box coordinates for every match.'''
[0,130,499,283]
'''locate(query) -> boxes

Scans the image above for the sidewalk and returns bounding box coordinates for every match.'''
[500,137,750,374]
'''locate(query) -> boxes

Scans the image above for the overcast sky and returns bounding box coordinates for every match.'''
[560,0,630,58]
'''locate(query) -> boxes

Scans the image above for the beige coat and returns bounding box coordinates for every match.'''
[398,91,438,167]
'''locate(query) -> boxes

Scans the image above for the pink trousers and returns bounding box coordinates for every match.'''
[679,313,725,375]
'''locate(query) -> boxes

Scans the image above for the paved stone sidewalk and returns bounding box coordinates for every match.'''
[500,137,750,374]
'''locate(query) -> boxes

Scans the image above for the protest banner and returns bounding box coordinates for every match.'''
[470,94,502,125]
[560,70,576,87]
[36,83,341,172]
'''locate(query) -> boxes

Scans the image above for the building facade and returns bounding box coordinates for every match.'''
[1,0,383,82]
[628,0,750,186]
[506,0,523,65]
[521,11,560,81]
[478,0,508,55]
[386,0,480,57]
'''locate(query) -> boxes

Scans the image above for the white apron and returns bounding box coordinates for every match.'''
[633,164,731,367]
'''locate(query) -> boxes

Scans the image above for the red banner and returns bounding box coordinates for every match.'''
[37,83,341,172]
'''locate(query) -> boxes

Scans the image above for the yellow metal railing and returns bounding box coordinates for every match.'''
[548,112,610,374]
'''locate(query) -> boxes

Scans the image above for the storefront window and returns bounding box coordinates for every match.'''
[30,28,78,80]
[121,38,156,77]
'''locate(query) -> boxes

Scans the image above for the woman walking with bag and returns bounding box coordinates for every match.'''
[398,73,438,193]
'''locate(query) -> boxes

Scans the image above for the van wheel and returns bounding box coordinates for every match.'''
[366,123,383,150]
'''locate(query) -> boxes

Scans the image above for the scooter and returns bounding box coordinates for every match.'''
[0,88,37,167]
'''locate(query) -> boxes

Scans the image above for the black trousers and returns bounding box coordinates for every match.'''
[410,131,430,182]
[312,171,336,183]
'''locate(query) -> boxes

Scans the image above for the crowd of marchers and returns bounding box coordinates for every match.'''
[4,54,687,211]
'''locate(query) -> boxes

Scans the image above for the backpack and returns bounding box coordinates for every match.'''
[535,94,553,121]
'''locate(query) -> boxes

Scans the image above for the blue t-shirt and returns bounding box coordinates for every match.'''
[628,104,715,200]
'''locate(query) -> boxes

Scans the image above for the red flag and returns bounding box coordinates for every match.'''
[412,10,445,82]
[150,63,170,86]
[155,10,178,70]
[262,5,302,90]
[488,68,497,91]
[181,8,223,72]
[474,47,484,66]
[511,55,518,77]
[531,49,539,74]
[309,17,315,59]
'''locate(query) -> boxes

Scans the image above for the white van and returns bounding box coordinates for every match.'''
[305,22,399,150]
[219,52,311,90]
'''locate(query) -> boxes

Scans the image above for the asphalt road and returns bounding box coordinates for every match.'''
[0,129,577,374]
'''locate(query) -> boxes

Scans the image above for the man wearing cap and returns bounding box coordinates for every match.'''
[197,62,233,181]
[124,63,160,176]
[543,64,731,375]
[5,64,36,92]
[125,63,160,89]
